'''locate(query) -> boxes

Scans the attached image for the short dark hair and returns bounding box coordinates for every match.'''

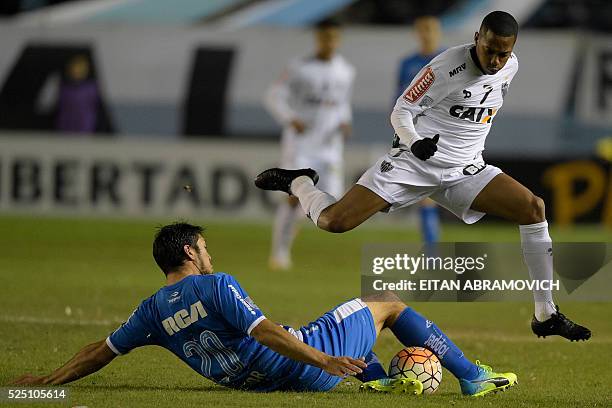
[480,11,518,37]
[152,222,204,275]
[316,17,341,30]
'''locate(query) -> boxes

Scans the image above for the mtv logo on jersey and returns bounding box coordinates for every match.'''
[404,67,435,103]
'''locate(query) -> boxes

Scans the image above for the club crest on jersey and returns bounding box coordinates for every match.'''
[380,160,394,173]
[403,67,435,103]
[449,105,498,124]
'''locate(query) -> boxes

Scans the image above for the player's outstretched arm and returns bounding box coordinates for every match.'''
[251,318,366,377]
[10,339,116,386]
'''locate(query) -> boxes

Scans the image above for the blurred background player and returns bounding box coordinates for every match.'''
[264,18,355,271]
[396,16,444,250]
[395,16,444,101]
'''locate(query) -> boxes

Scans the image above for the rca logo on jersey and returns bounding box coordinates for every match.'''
[449,63,466,77]
[404,67,435,103]
[449,105,498,124]
[162,300,207,335]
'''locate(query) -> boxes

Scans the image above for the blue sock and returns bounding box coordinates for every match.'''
[390,307,479,380]
[420,206,440,245]
[356,351,387,382]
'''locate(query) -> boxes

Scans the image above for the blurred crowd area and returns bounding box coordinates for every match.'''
[2,0,612,31]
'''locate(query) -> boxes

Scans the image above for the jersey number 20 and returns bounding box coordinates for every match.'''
[183,330,244,378]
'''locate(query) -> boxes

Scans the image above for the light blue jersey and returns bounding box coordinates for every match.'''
[106,273,376,392]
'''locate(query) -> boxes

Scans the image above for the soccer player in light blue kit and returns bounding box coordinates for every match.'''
[12,223,516,396]
[396,15,445,250]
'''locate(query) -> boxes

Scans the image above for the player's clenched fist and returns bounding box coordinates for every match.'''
[321,355,367,378]
[411,134,439,161]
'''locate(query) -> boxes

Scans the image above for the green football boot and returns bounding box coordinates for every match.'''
[459,361,517,397]
[359,377,423,395]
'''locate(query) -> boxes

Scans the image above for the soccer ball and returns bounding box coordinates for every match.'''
[388,346,442,394]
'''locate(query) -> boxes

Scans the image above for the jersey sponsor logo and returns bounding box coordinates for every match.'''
[403,67,435,103]
[162,300,208,336]
[449,62,466,77]
[380,160,394,173]
[449,105,498,124]
[463,163,487,176]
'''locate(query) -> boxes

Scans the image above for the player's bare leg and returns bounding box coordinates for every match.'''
[471,173,591,341]
[255,168,390,233]
[316,185,390,232]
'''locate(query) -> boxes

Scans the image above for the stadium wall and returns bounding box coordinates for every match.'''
[0,134,609,225]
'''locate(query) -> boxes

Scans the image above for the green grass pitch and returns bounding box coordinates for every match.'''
[0,216,610,407]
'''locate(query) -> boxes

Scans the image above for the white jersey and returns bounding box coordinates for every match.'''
[391,44,519,167]
[264,54,355,162]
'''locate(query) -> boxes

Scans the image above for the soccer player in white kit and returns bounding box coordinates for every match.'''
[256,11,591,341]
[264,18,355,270]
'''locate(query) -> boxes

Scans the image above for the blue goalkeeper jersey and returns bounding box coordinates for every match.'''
[106,273,301,391]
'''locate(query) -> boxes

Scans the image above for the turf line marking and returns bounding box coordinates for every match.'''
[4,316,611,344]
[0,315,123,326]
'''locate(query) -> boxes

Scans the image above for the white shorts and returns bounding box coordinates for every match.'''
[281,153,344,199]
[356,150,502,224]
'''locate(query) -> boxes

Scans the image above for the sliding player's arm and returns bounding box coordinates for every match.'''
[11,302,154,386]
[10,339,116,386]
[211,273,365,378]
[250,318,365,377]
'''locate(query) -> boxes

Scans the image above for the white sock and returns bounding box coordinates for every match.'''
[290,176,336,226]
[519,221,557,321]
[270,201,301,265]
